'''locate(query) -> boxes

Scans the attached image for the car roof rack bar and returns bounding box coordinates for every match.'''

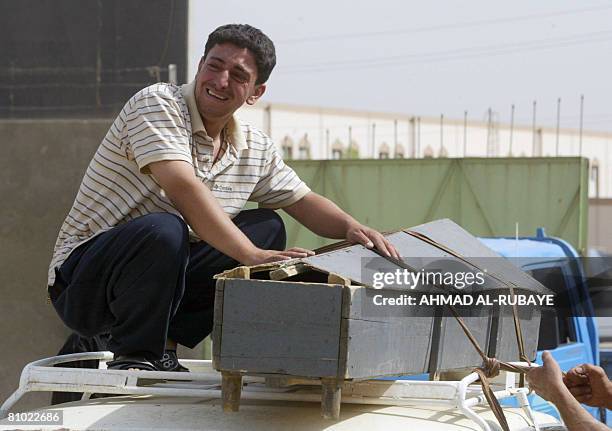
[0,352,541,431]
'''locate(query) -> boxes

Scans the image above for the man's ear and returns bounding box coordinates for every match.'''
[247,84,266,105]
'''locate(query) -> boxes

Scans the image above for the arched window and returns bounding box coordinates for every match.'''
[378,142,390,159]
[281,135,294,159]
[331,139,344,159]
[298,133,311,159]
[395,144,405,159]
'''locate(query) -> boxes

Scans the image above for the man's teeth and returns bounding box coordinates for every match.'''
[207,89,228,100]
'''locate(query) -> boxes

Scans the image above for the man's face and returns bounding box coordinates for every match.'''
[195,43,266,122]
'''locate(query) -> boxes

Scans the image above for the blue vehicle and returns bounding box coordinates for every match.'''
[481,228,612,427]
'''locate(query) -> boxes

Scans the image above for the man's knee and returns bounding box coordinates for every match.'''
[134,213,189,255]
[238,209,286,250]
[260,208,286,238]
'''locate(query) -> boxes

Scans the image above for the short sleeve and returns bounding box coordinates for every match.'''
[126,90,192,174]
[249,144,311,209]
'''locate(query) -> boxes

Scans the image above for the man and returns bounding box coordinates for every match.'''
[48,24,399,371]
[526,351,611,430]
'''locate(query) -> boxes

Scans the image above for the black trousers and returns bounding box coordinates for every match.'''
[49,209,286,360]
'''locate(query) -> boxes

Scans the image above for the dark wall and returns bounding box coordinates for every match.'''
[0,0,188,118]
[0,119,204,412]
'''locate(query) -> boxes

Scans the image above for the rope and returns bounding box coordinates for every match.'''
[369,231,537,431]
[403,230,532,368]
[314,228,537,431]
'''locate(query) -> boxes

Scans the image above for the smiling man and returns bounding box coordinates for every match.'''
[47,24,398,372]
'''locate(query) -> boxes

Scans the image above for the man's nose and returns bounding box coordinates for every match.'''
[214,70,230,89]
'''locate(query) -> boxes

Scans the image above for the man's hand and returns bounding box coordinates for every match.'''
[150,160,313,266]
[564,363,612,409]
[527,352,611,431]
[346,222,400,259]
[244,247,314,266]
[526,351,568,404]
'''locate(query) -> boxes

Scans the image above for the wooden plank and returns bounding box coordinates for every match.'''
[337,286,351,379]
[218,266,251,279]
[409,219,550,295]
[386,230,454,259]
[269,262,310,281]
[328,273,351,286]
[217,279,343,378]
[342,286,434,378]
[218,356,339,379]
[212,279,225,368]
[489,304,540,362]
[430,314,492,371]
[304,246,401,285]
[408,218,547,365]
[222,372,242,412]
[321,378,342,420]
[264,376,321,387]
[345,318,434,378]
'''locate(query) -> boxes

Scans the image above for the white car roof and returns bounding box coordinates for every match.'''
[0,395,560,431]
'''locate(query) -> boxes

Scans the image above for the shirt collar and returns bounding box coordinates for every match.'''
[181,80,248,152]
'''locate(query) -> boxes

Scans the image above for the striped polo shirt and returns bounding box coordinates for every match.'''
[48,81,310,287]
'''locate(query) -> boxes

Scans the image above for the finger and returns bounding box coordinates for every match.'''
[565,371,589,389]
[286,247,315,256]
[541,351,551,367]
[566,367,588,382]
[373,234,392,256]
[569,366,587,377]
[368,232,391,257]
[582,364,607,379]
[353,231,374,249]
[569,385,592,397]
[376,240,392,258]
[279,250,310,259]
[384,239,401,260]
[264,254,292,263]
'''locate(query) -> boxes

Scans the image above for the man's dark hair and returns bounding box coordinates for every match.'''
[204,24,276,84]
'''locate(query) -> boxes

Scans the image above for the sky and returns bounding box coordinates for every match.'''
[188,0,612,132]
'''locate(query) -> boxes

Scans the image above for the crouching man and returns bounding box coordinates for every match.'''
[48,24,399,371]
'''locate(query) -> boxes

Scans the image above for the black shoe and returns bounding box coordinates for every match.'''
[151,350,190,372]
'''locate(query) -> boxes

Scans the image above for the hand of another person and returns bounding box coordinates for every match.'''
[345,223,400,259]
[564,363,612,409]
[526,351,568,404]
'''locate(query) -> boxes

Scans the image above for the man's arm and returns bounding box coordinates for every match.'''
[526,352,610,431]
[149,160,310,265]
[283,192,400,259]
[550,390,609,431]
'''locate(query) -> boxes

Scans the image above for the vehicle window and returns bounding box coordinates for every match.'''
[528,266,576,348]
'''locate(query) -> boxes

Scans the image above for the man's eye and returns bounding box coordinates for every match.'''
[232,74,248,83]
[207,64,221,71]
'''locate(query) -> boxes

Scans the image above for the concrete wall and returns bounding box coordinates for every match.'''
[0,119,206,412]
[0,119,108,411]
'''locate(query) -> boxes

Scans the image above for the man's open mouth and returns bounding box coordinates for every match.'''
[207,89,229,101]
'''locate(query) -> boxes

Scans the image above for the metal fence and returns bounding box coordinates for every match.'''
[278,157,589,252]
